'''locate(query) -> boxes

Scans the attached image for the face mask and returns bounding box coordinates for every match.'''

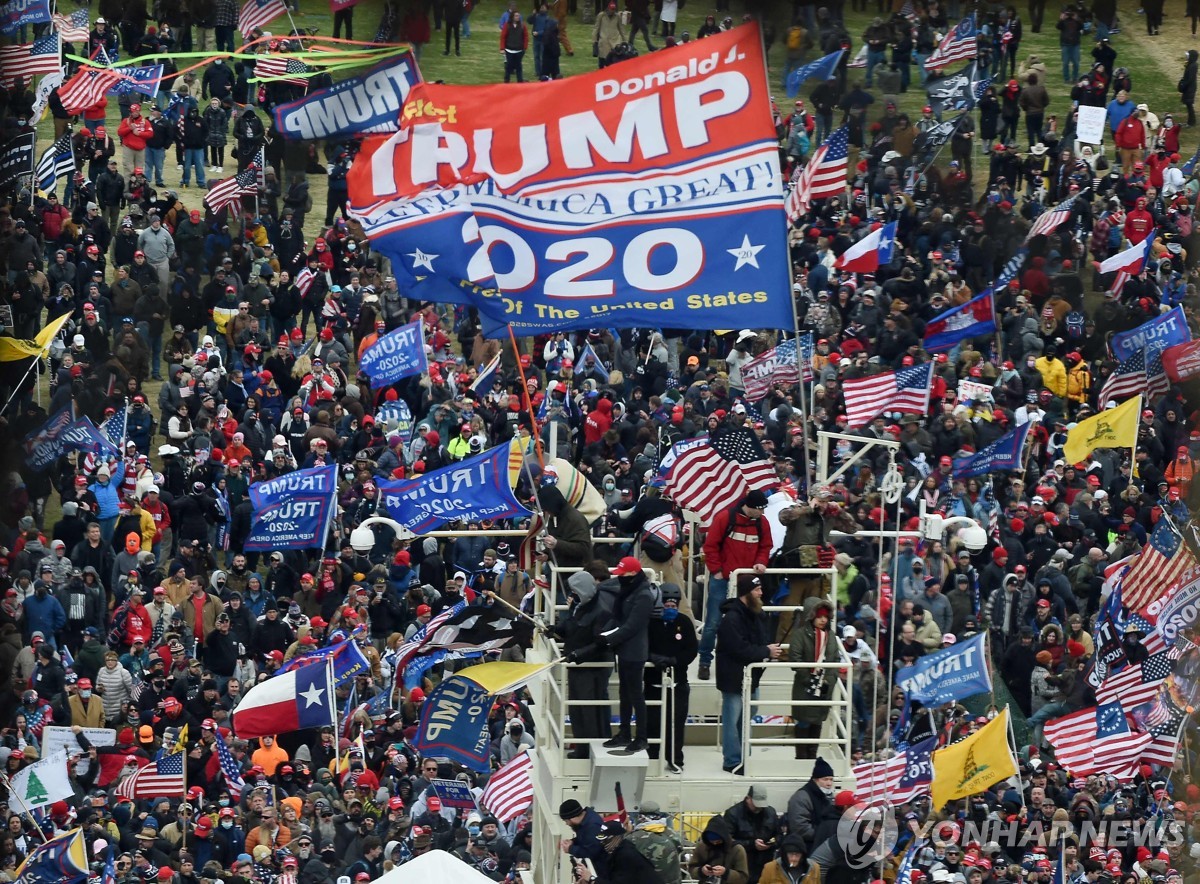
[662,607,679,622]
[469,825,480,837]
[221,819,233,829]
[821,786,835,798]
[219,798,230,807]
[81,690,92,699]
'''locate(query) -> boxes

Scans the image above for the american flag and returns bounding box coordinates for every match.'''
[1098,349,1146,404]
[0,34,62,84]
[481,749,534,823]
[1025,192,1082,242]
[1120,520,1195,613]
[517,512,546,572]
[294,266,316,297]
[924,14,977,70]
[204,168,260,214]
[850,736,934,804]
[114,748,186,798]
[1126,612,1168,656]
[1145,343,1172,399]
[661,429,777,525]
[58,65,122,114]
[214,729,246,796]
[52,9,90,43]
[256,55,309,86]
[1142,696,1186,766]
[471,355,502,393]
[1096,651,1172,709]
[239,0,287,35]
[1044,703,1149,779]
[1168,633,1197,661]
[843,363,933,429]
[389,600,467,672]
[790,126,848,217]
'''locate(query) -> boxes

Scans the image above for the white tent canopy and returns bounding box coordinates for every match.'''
[370,849,501,884]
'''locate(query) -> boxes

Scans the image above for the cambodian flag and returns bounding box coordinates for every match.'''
[833,221,896,273]
[923,290,996,352]
[231,660,335,739]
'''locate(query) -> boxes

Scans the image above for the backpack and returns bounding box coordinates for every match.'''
[640,513,680,563]
[786,25,804,51]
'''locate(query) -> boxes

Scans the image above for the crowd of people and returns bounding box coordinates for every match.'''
[0,0,1196,883]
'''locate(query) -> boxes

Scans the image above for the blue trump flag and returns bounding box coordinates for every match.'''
[109,64,163,99]
[273,50,422,141]
[952,421,1030,478]
[15,828,88,884]
[277,636,371,686]
[359,317,428,388]
[59,417,120,459]
[923,290,996,352]
[784,49,843,97]
[379,439,532,533]
[895,633,991,706]
[24,404,75,471]
[245,464,337,551]
[414,675,493,771]
[0,0,49,35]
[376,399,414,442]
[1111,305,1190,362]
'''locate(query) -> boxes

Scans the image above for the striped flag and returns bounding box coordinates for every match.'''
[213,728,246,796]
[1120,520,1195,613]
[1138,693,1186,766]
[52,9,90,42]
[1096,651,1172,709]
[1099,233,1154,298]
[842,363,933,429]
[294,266,316,297]
[1044,703,1147,779]
[661,428,777,525]
[58,64,122,114]
[239,0,286,35]
[850,737,934,804]
[1145,343,1175,399]
[517,512,546,572]
[1098,349,1146,404]
[1125,613,1168,656]
[0,34,61,83]
[790,125,849,217]
[114,748,186,798]
[924,14,977,70]
[35,132,74,193]
[255,55,309,86]
[470,355,502,393]
[1025,191,1083,242]
[204,168,259,214]
[481,749,534,823]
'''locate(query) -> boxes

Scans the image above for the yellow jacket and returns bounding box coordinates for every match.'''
[1035,355,1068,398]
[68,694,106,728]
[1066,364,1091,404]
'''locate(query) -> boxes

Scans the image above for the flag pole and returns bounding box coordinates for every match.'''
[327,654,339,740]
[180,730,188,853]
[0,771,50,842]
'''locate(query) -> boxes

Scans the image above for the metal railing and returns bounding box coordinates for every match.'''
[741,659,854,765]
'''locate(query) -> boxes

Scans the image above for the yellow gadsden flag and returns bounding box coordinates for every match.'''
[1062,395,1141,465]
[0,312,71,362]
[930,707,1017,809]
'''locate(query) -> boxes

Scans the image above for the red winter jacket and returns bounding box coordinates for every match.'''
[703,505,772,578]
[1114,116,1145,150]
[40,204,69,242]
[118,114,153,151]
[584,397,613,446]
[1124,208,1154,243]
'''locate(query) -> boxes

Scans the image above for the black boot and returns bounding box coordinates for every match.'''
[602,734,631,749]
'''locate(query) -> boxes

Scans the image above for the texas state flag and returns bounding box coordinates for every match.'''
[1098,232,1155,276]
[232,660,335,739]
[834,221,896,273]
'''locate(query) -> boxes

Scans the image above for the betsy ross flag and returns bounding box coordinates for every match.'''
[850,736,935,804]
[1096,651,1172,709]
[58,65,122,114]
[1098,349,1146,404]
[789,125,848,218]
[784,48,843,98]
[1025,191,1083,242]
[1044,703,1149,779]
[843,363,932,428]
[52,8,90,42]
[1120,519,1195,613]
[925,14,977,70]
[661,428,777,524]
[35,131,73,193]
[0,33,60,83]
[205,168,259,214]
[255,55,309,86]
[214,729,246,796]
[239,0,286,35]
[481,749,535,822]
[923,289,996,352]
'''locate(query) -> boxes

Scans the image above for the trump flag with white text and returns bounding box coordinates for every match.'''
[347,25,791,337]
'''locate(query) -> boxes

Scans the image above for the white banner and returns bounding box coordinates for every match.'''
[30,68,63,124]
[1076,105,1108,145]
[8,750,73,810]
[42,725,116,778]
